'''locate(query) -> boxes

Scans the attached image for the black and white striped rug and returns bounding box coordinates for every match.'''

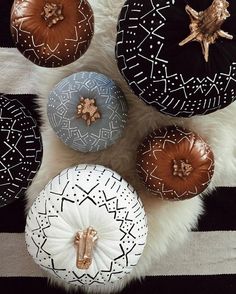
[0,0,236,293]
[1,188,236,293]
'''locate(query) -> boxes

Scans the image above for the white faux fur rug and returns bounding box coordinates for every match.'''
[26,0,236,292]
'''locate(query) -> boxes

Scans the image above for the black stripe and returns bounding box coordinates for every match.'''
[0,196,26,232]
[123,275,236,294]
[0,0,15,48]
[0,276,236,294]
[0,278,68,293]
[197,187,236,231]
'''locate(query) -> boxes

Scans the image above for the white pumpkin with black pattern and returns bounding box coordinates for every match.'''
[25,164,148,287]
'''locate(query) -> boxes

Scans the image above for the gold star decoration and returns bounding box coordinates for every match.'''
[77,97,101,126]
[179,0,233,62]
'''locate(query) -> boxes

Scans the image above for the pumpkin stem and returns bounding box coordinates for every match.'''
[41,3,64,28]
[173,159,193,179]
[179,0,233,62]
[77,97,101,126]
[74,227,98,270]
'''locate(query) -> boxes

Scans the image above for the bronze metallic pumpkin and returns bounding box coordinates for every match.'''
[10,0,94,67]
[136,126,215,200]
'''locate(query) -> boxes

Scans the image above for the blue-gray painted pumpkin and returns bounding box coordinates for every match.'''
[47,72,128,152]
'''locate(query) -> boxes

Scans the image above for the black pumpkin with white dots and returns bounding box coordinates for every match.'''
[116,0,236,117]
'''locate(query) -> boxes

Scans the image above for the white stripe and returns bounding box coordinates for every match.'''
[0,233,44,277]
[0,48,37,95]
[151,231,236,276]
[0,232,236,277]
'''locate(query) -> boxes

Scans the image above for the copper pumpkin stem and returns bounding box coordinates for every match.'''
[74,227,98,270]
[77,97,101,126]
[179,0,233,62]
[173,159,193,179]
[41,3,64,28]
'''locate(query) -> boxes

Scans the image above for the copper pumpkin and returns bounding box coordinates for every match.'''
[136,126,215,201]
[10,0,94,67]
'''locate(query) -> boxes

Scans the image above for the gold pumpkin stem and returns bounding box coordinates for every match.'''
[77,97,101,126]
[179,0,233,62]
[173,159,193,179]
[74,227,98,270]
[41,3,64,28]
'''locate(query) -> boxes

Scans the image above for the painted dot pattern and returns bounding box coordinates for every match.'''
[25,164,148,286]
[0,95,43,207]
[47,72,128,153]
[136,126,215,200]
[116,0,236,117]
[11,0,94,67]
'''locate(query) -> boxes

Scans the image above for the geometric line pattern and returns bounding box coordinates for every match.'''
[11,0,94,67]
[0,94,43,207]
[47,72,128,152]
[116,0,236,117]
[137,126,214,200]
[25,165,148,286]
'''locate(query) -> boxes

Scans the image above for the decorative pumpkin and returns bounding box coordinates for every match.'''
[47,72,128,152]
[136,126,214,200]
[0,95,43,207]
[25,164,148,286]
[116,0,236,117]
[10,0,94,67]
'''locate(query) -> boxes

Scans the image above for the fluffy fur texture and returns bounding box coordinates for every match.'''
[26,0,236,293]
